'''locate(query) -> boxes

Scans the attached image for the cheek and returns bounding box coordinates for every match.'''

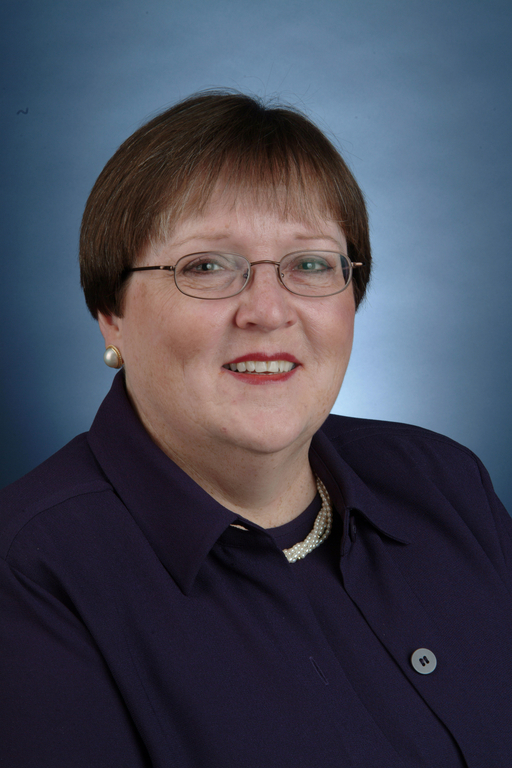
[138,300,230,376]
[123,284,186,350]
[308,297,355,362]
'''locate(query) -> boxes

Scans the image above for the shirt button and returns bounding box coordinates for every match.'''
[411,648,437,675]
[349,517,357,542]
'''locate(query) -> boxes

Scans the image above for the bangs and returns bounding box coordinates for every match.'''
[153,163,344,243]
[150,107,350,242]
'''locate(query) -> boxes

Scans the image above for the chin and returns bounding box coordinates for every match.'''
[217,415,318,456]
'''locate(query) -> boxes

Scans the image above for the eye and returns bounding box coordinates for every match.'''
[181,254,229,273]
[287,253,334,273]
[296,258,329,272]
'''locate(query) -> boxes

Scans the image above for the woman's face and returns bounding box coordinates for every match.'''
[99,190,356,464]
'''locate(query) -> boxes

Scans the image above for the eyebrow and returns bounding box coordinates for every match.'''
[170,233,234,248]
[293,234,342,246]
[168,232,343,249]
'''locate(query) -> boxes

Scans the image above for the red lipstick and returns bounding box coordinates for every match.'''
[224,353,300,365]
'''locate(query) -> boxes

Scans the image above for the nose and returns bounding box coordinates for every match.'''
[234,261,296,331]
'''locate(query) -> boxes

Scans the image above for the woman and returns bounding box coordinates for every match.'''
[1,92,512,768]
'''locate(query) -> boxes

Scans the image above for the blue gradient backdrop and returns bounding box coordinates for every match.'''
[1,0,511,511]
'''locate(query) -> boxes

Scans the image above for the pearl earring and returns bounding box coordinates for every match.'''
[103,345,123,369]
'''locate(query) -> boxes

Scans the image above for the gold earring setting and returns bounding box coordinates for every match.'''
[103,345,123,369]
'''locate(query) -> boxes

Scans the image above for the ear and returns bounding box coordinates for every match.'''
[98,311,123,349]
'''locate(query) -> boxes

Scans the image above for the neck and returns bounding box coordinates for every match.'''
[126,379,320,527]
[147,424,317,529]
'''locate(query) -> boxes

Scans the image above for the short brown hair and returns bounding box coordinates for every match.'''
[80,91,371,318]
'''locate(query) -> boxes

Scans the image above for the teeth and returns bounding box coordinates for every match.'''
[227,360,296,374]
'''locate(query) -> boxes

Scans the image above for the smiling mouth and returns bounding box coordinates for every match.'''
[223,360,297,374]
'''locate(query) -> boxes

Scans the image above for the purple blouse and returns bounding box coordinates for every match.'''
[1,372,512,767]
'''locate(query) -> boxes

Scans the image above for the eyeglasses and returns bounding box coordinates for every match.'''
[125,251,364,300]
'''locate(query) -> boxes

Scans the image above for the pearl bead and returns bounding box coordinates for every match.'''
[282,476,332,563]
[103,346,123,369]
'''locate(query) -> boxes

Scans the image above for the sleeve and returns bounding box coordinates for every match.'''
[0,559,150,768]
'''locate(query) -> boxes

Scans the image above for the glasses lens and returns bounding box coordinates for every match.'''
[175,252,248,298]
[280,252,351,296]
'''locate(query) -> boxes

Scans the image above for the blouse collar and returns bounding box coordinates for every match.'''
[88,372,408,595]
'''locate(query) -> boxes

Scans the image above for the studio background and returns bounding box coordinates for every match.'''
[2,0,511,512]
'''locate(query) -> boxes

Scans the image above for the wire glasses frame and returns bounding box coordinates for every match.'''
[125,251,365,300]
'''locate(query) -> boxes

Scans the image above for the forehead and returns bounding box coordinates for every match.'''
[155,180,344,249]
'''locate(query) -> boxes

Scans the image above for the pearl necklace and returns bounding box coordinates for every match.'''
[282,475,333,563]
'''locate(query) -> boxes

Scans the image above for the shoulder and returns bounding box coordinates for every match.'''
[318,413,507,530]
[319,414,512,574]
[321,413,473,452]
[321,413,481,477]
[0,434,112,559]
